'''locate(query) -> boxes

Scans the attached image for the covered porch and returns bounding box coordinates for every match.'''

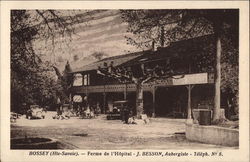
[70,72,214,118]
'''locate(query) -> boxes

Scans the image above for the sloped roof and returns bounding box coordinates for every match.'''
[121,34,215,67]
[71,34,214,73]
[167,34,215,52]
[71,50,151,73]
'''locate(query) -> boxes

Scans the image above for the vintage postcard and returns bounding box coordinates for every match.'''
[0,1,249,162]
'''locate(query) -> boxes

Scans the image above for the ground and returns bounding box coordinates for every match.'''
[11,111,238,149]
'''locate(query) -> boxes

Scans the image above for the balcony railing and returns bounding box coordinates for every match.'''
[71,73,214,94]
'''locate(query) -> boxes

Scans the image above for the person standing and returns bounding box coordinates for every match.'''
[56,97,62,116]
[123,105,129,124]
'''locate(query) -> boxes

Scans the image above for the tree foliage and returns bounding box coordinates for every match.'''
[11,10,77,112]
[121,9,238,49]
[121,10,214,49]
[120,9,239,116]
[53,61,74,104]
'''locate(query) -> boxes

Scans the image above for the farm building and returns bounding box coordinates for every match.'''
[69,35,218,118]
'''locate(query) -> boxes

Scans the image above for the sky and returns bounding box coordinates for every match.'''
[32,10,141,71]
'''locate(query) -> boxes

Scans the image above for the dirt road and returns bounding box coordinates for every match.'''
[11,111,236,149]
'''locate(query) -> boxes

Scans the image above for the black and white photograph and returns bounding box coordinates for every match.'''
[1,1,249,162]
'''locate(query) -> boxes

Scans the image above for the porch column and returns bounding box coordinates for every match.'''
[185,85,194,119]
[81,73,84,86]
[103,92,106,114]
[152,86,156,118]
[124,83,127,100]
[103,76,106,114]
[69,93,73,109]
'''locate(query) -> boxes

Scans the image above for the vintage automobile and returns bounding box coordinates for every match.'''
[10,112,20,123]
[106,100,129,120]
[26,105,46,119]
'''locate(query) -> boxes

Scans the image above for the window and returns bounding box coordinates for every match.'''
[73,73,83,86]
[83,74,90,86]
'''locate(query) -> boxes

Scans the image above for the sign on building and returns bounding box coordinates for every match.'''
[73,95,82,103]
[172,73,208,85]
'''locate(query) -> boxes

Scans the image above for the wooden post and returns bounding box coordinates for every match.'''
[152,86,156,118]
[81,73,84,86]
[69,93,72,109]
[124,82,127,100]
[85,85,88,99]
[103,76,106,114]
[103,92,106,114]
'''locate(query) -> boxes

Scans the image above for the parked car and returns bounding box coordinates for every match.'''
[10,112,19,123]
[26,105,45,119]
[107,100,129,120]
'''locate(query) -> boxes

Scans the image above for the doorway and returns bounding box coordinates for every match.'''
[155,86,187,118]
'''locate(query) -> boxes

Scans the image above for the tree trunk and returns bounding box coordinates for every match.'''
[187,85,192,119]
[213,33,221,122]
[187,63,192,119]
[136,80,143,118]
[69,93,72,109]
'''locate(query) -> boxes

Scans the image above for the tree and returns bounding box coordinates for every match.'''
[97,60,184,118]
[120,9,239,122]
[11,10,78,112]
[53,61,74,104]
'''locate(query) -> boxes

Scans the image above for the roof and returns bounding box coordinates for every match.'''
[71,50,151,73]
[71,34,214,73]
[168,34,215,52]
[121,34,215,67]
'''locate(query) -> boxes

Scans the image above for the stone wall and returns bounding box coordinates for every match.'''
[186,123,239,147]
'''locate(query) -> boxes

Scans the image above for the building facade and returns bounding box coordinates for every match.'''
[69,35,215,118]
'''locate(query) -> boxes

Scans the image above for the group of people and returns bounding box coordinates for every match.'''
[122,107,150,125]
[53,96,102,120]
[126,114,150,125]
[53,97,72,120]
[76,105,97,119]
